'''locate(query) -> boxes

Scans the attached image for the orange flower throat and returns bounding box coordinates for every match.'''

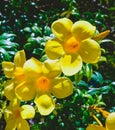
[64,37,80,54]
[14,108,21,118]
[36,76,50,92]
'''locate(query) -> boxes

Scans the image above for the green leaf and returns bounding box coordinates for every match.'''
[100,86,111,94]
[101,39,115,44]
[44,26,51,35]
[85,64,93,81]
[75,70,83,83]
[23,27,32,32]
[24,43,33,50]
[0,33,16,40]
[0,47,10,60]
[31,26,42,35]
[91,72,103,86]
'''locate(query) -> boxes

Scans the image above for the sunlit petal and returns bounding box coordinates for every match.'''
[72,20,96,41]
[51,18,73,40]
[14,50,26,67]
[15,81,36,101]
[106,112,115,130]
[60,54,82,76]
[86,124,106,130]
[79,39,101,63]
[17,119,30,130]
[4,79,16,100]
[20,105,35,119]
[43,59,62,78]
[23,57,42,78]
[2,62,14,78]
[5,118,17,130]
[51,77,73,98]
[34,94,55,116]
[45,39,65,60]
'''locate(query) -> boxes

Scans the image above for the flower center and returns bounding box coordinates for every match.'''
[64,37,80,54]
[14,108,21,118]
[36,76,50,92]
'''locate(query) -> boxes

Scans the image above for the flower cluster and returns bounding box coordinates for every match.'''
[2,18,109,130]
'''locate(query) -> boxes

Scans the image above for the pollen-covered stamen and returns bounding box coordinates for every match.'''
[64,37,80,54]
[36,76,50,92]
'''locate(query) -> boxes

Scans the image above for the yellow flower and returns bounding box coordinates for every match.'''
[4,98,35,130]
[15,58,73,115]
[2,50,26,100]
[86,112,115,130]
[45,18,101,76]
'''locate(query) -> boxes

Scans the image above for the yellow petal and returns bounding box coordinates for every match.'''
[79,39,101,63]
[72,20,96,41]
[17,119,30,130]
[45,39,65,60]
[5,118,17,130]
[2,62,14,78]
[34,94,55,116]
[23,57,42,78]
[4,79,16,100]
[60,54,82,76]
[51,18,73,40]
[9,98,20,108]
[43,59,62,78]
[51,77,73,98]
[15,81,36,101]
[20,105,35,119]
[86,124,106,130]
[4,108,13,121]
[106,112,115,130]
[14,50,26,67]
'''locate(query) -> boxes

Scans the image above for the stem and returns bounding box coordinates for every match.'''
[92,114,103,127]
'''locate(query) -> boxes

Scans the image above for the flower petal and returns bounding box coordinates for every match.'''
[72,20,96,41]
[9,98,20,108]
[51,18,73,40]
[79,39,101,63]
[106,112,115,130]
[15,81,36,101]
[20,105,35,119]
[60,54,82,76]
[45,39,65,60]
[2,62,14,78]
[86,124,106,130]
[17,119,30,130]
[4,79,16,100]
[23,57,42,78]
[4,108,13,122]
[5,118,17,130]
[34,94,55,115]
[14,50,26,67]
[51,77,73,98]
[43,59,62,78]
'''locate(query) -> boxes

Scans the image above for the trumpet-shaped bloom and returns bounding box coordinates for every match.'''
[86,112,115,130]
[4,98,35,130]
[2,50,26,100]
[15,58,73,115]
[45,18,101,76]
